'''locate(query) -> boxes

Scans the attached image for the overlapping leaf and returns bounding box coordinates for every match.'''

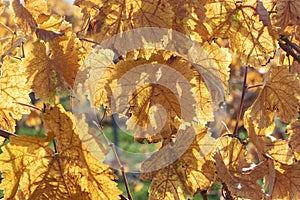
[141,126,216,199]
[23,33,85,100]
[0,57,31,132]
[0,104,121,199]
[204,0,277,67]
[287,119,300,160]
[74,0,209,43]
[250,65,300,128]
[80,46,230,143]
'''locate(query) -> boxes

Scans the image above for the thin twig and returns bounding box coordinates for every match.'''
[93,121,132,200]
[0,128,18,139]
[279,41,300,64]
[247,83,263,89]
[200,190,208,200]
[221,121,231,135]
[79,38,101,45]
[15,102,43,112]
[232,66,248,137]
[280,36,300,54]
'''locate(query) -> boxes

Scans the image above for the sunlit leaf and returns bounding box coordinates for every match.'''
[204,0,277,67]
[0,57,31,132]
[23,33,85,100]
[142,126,216,199]
[0,104,121,199]
[250,65,300,128]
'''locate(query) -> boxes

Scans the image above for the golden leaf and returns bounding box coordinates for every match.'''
[250,65,300,128]
[23,33,85,100]
[75,0,210,43]
[204,0,277,67]
[23,0,49,20]
[0,57,31,132]
[287,119,300,160]
[81,40,230,142]
[142,127,216,199]
[0,104,121,199]
[244,111,294,164]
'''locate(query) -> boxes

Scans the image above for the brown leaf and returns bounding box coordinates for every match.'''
[214,149,265,200]
[287,119,300,161]
[276,0,300,30]
[11,0,37,34]
[256,1,271,26]
[272,162,300,199]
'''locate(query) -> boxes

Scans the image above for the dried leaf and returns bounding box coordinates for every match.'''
[272,162,300,199]
[256,1,271,26]
[214,149,265,200]
[276,0,300,30]
[11,0,37,34]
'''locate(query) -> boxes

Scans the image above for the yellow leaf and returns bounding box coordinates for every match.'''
[0,57,31,132]
[75,0,210,43]
[142,126,216,199]
[0,104,121,199]
[23,34,85,100]
[204,0,277,67]
[250,65,300,128]
[244,111,294,164]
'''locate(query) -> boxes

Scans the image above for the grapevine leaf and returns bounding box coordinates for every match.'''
[142,127,216,199]
[74,0,209,43]
[275,0,300,32]
[245,112,294,164]
[0,57,31,132]
[11,0,37,34]
[272,162,300,199]
[0,104,121,199]
[287,119,300,161]
[23,33,85,100]
[204,0,277,67]
[214,149,265,200]
[250,65,300,128]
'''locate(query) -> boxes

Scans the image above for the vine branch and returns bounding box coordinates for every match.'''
[93,121,132,200]
[232,66,248,137]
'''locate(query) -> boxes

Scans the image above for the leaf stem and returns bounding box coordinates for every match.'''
[93,121,132,200]
[232,66,248,137]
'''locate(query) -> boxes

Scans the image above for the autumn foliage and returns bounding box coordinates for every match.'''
[0,0,300,199]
